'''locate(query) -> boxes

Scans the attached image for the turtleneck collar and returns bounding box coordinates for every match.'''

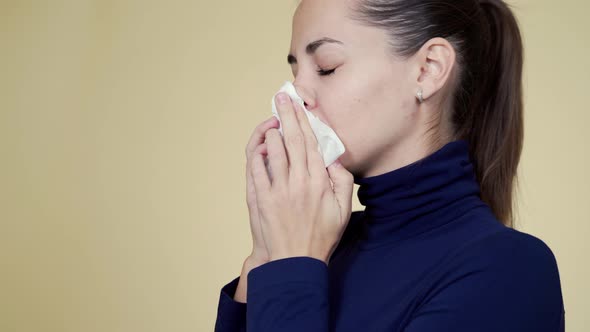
[352,139,487,250]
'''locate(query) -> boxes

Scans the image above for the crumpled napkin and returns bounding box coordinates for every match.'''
[270,81,346,169]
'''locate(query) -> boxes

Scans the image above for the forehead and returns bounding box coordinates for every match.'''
[290,0,357,51]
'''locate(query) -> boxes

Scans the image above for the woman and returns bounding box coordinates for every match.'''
[215,0,565,331]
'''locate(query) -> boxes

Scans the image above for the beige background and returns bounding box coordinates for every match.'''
[1,0,588,331]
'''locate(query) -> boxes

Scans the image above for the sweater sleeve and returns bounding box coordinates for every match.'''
[214,276,247,332]
[246,256,329,332]
[403,231,565,332]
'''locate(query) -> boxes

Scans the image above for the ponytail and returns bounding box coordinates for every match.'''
[457,0,524,227]
[353,0,525,227]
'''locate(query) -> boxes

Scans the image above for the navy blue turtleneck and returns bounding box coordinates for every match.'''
[215,140,565,332]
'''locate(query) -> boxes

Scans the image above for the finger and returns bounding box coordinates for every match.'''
[265,128,289,186]
[246,116,280,158]
[246,143,268,206]
[247,142,267,183]
[253,142,268,156]
[250,141,270,177]
[246,140,269,179]
[275,93,307,177]
[294,103,326,179]
[327,161,354,223]
[251,151,271,199]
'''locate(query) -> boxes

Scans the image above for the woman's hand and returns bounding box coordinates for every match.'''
[245,116,280,264]
[250,93,354,265]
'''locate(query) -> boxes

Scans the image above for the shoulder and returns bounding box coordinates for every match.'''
[457,228,561,276]
[409,229,565,331]
[441,228,563,293]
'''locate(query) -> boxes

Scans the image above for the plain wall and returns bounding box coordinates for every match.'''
[1,0,588,331]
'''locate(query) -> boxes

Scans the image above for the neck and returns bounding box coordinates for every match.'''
[352,139,488,250]
[360,132,450,179]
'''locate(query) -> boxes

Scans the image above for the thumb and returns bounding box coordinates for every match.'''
[326,160,354,217]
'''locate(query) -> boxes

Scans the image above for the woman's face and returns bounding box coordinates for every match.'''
[289,0,421,178]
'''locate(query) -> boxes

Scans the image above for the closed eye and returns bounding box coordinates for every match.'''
[317,68,336,76]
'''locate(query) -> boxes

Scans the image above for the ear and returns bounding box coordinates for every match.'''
[413,37,456,102]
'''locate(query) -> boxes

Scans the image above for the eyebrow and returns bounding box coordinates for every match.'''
[287,37,344,65]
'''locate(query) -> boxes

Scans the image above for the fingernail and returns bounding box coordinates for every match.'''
[276,93,289,105]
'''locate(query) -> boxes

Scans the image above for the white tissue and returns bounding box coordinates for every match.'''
[269,81,346,169]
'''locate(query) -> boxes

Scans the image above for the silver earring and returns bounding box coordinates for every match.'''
[416,88,424,104]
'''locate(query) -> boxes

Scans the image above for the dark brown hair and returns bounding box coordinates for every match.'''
[350,0,524,227]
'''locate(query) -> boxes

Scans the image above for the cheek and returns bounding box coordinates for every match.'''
[320,77,413,159]
[359,65,414,129]
[318,95,368,153]
[315,61,413,153]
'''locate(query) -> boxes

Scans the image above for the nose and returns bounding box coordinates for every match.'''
[293,83,316,110]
